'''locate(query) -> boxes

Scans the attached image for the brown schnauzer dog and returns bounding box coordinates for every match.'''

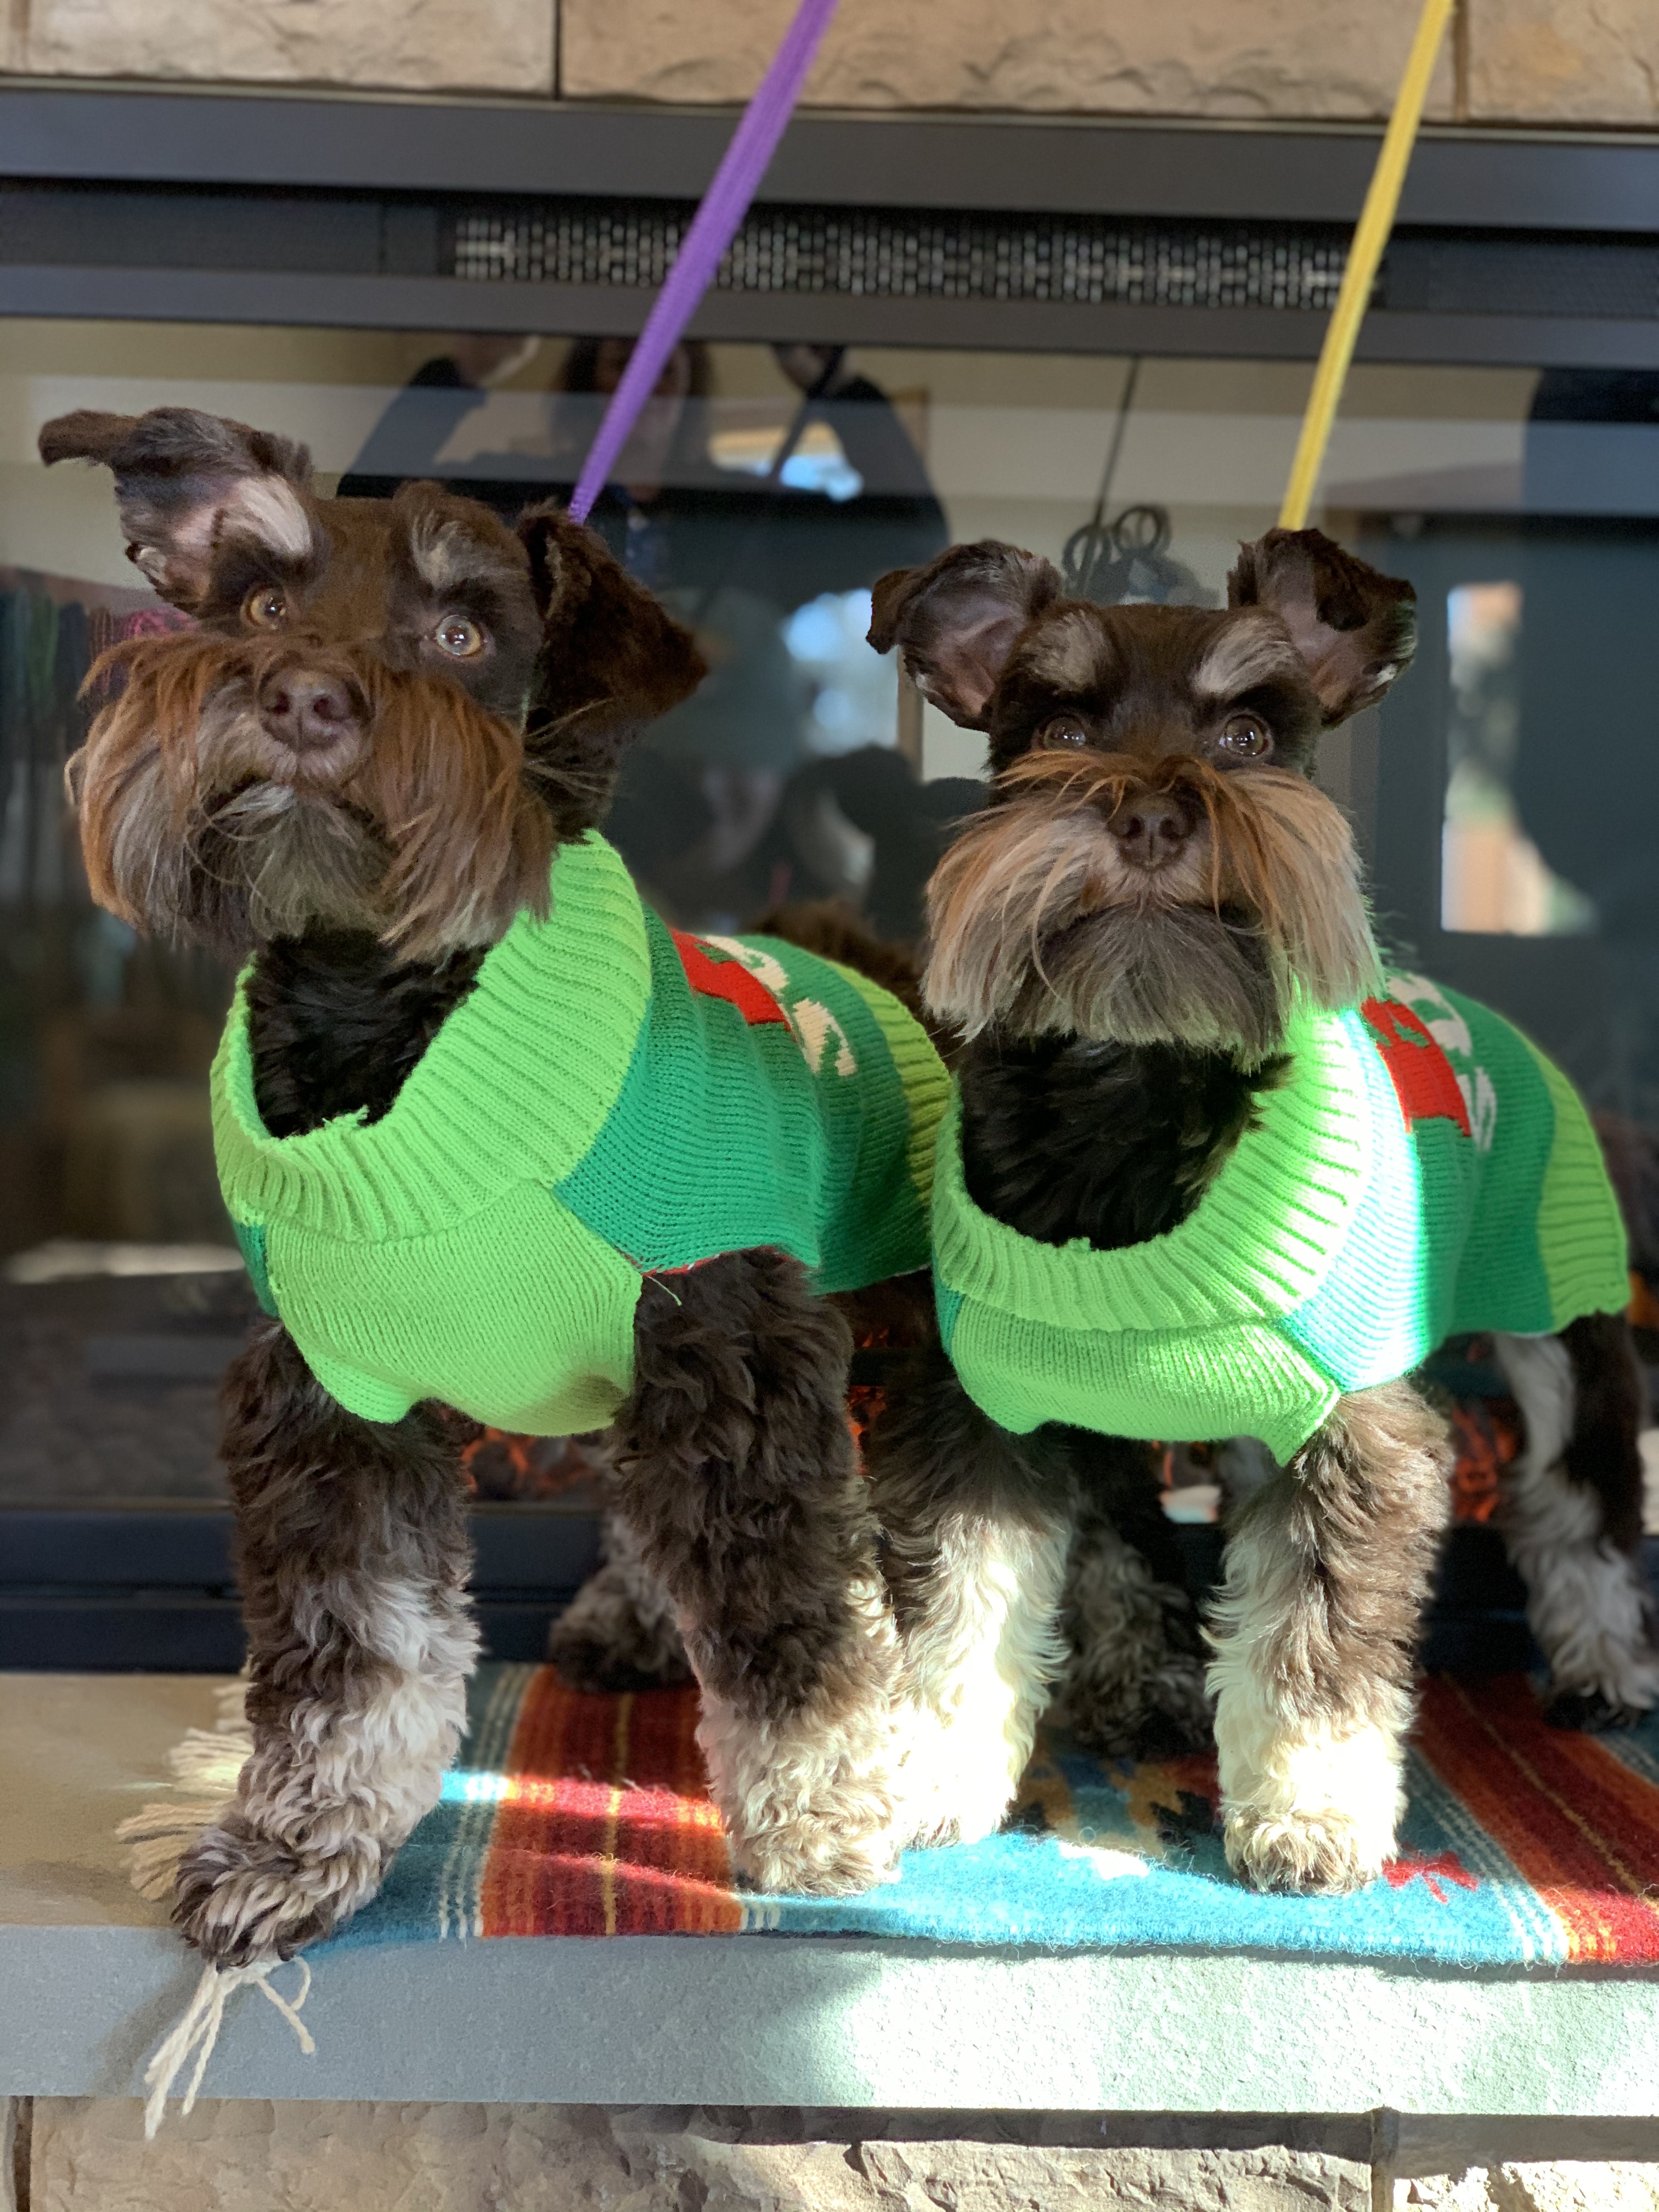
[859,528,1657,1894]
[46,404,932,1963]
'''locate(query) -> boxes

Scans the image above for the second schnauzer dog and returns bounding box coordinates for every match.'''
[46,404,951,1963]
[860,526,1658,1894]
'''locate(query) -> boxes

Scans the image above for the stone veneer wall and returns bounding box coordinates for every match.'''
[0,0,1657,131]
[13,2098,1659,2210]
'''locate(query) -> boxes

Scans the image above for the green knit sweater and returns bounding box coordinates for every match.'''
[213,832,948,1432]
[933,974,1629,1464]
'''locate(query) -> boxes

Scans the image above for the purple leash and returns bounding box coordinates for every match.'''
[567,0,840,524]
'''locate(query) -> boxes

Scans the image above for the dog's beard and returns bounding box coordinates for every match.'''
[72,633,555,959]
[193,781,386,947]
[1007,906,1284,1058]
[925,753,1381,1057]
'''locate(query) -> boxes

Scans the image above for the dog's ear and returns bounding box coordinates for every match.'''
[1227,527,1415,725]
[868,541,1060,731]
[518,503,705,741]
[39,407,314,612]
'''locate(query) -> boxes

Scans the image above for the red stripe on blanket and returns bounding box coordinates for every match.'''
[1414,1676,1659,1962]
[478,1678,742,1936]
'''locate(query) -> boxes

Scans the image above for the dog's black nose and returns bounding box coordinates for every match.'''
[1107,794,1191,870]
[258,669,357,754]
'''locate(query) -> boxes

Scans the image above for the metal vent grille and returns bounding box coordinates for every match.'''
[451,202,1352,312]
[1385,236,1659,321]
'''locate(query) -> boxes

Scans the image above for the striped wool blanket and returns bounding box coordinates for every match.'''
[285,1663,1659,1968]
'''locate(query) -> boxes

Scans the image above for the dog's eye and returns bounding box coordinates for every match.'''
[243,586,287,630]
[1217,714,1273,760]
[433,613,486,659]
[1038,715,1090,749]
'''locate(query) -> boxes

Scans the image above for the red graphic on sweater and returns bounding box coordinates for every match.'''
[1383,1849,1479,1905]
[1360,997,1472,1138]
[671,930,789,1029]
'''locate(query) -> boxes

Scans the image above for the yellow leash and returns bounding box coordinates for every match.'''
[1278,0,1457,530]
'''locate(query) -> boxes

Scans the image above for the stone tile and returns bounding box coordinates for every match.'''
[1400,2164,1659,2210]
[559,0,1453,121]
[30,2099,1374,2212]
[29,2100,637,2212]
[1469,2,1659,126]
[4,0,554,93]
[27,2100,1659,2212]
[840,2137,1372,2209]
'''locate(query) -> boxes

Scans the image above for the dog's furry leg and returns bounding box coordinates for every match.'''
[1207,1378,1452,1895]
[174,1320,478,1964]
[1492,1319,1659,1724]
[612,1250,907,1895]
[549,1504,691,1692]
[1043,1427,1211,1758]
[1055,1506,1212,1759]
[868,1356,1071,1846]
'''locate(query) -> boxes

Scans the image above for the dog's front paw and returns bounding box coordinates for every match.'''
[733,1811,902,1897]
[699,1685,907,1897]
[887,1694,1031,1852]
[723,1735,906,1896]
[1214,1706,1402,1896]
[173,1817,383,1965]
[1222,1803,1387,1894]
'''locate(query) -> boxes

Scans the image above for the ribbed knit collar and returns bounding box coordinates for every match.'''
[933,1007,1375,1332]
[212,832,652,1240]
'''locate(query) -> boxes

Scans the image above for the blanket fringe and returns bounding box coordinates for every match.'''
[117,1671,318,2137]
[116,1674,253,1900]
[143,1955,314,2139]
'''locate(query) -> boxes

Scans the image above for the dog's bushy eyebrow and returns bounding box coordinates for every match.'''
[217,476,316,566]
[1017,607,1110,694]
[394,555,526,623]
[386,507,541,668]
[400,505,529,600]
[1192,616,1306,701]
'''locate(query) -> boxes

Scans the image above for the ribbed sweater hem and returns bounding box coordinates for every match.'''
[933,1005,1371,1335]
[213,833,652,1240]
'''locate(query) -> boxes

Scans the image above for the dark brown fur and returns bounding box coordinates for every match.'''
[50,404,916,1948]
[866,1347,1062,1641]
[864,1349,1206,1761]
[546,1503,696,1695]
[615,1252,889,1725]
[863,526,1654,1887]
[176,1320,477,1966]
[56,435,702,967]
[1218,1381,1455,1734]
[1562,1312,1646,1556]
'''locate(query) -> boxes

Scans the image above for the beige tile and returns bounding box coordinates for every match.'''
[1469,0,1659,126]
[4,0,554,94]
[559,0,1453,122]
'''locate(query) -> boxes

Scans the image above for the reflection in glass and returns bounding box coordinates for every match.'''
[8,327,1659,1523]
[1441,580,1595,937]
